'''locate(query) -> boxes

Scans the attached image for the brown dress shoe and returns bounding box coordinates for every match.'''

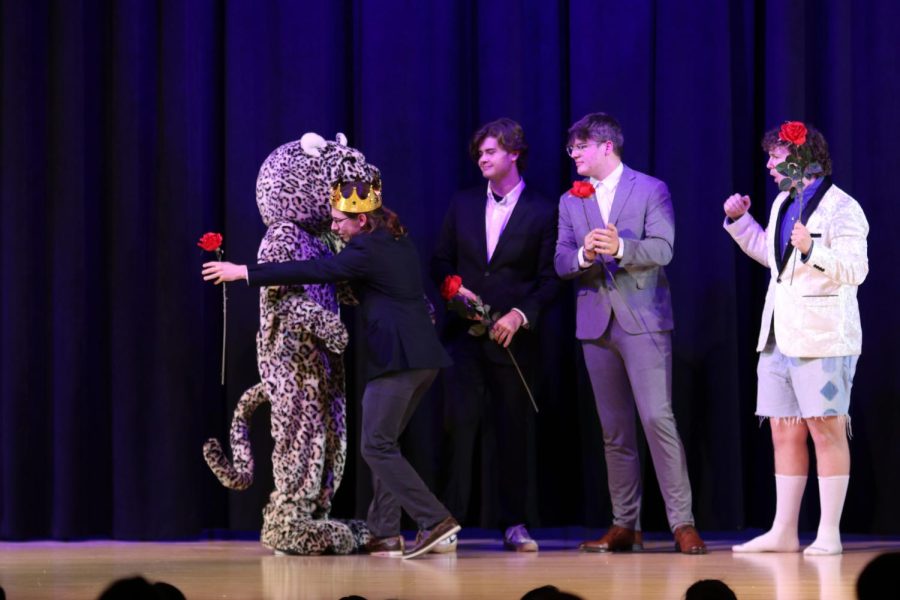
[403,516,461,559]
[674,525,708,554]
[580,525,644,553]
[363,535,404,557]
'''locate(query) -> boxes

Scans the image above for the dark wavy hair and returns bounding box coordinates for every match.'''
[359,205,407,238]
[761,123,832,176]
[469,118,529,172]
[568,112,624,157]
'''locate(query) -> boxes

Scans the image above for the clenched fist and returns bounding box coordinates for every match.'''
[724,194,751,220]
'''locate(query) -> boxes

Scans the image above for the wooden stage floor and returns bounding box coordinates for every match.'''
[1,533,898,599]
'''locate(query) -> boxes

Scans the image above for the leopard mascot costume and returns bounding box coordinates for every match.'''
[203,132,377,555]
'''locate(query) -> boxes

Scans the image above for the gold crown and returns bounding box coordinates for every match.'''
[331,181,382,213]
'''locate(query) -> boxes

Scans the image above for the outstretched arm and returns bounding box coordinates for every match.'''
[203,261,248,283]
[203,240,368,287]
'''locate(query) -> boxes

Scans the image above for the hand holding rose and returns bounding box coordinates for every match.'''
[584,224,620,260]
[790,222,812,255]
[457,285,479,303]
[490,310,524,348]
[203,261,249,285]
[440,275,480,320]
[595,224,620,256]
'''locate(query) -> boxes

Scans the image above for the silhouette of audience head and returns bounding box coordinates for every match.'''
[684,579,738,600]
[857,551,900,600]
[521,584,585,599]
[97,576,185,600]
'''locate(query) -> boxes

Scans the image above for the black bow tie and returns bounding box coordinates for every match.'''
[492,192,504,203]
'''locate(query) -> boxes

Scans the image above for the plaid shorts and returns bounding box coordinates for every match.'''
[756,336,858,419]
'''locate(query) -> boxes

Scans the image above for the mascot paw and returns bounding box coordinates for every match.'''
[324,326,349,354]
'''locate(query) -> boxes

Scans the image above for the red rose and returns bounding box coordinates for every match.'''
[778,121,807,146]
[197,232,223,252]
[570,181,594,198]
[441,274,462,301]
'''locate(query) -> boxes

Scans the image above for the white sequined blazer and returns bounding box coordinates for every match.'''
[724,180,869,357]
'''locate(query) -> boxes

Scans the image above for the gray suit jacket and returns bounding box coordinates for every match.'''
[555,164,675,339]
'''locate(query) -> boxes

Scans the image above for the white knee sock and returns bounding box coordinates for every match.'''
[733,474,806,553]
[804,475,849,556]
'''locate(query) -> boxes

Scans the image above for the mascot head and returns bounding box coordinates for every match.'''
[255,132,381,233]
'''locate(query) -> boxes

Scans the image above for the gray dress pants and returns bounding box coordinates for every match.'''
[582,316,695,531]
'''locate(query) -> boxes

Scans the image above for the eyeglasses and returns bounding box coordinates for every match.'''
[331,216,353,225]
[565,141,604,157]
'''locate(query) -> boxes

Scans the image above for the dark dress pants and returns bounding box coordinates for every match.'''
[441,336,535,528]
[361,368,450,538]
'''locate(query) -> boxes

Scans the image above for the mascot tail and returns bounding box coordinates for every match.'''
[203,383,269,490]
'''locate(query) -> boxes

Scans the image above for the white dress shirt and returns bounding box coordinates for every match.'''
[591,161,624,224]
[485,178,525,262]
[485,178,528,326]
[578,162,625,267]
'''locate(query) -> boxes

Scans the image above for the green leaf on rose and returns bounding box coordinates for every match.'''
[778,178,794,192]
[468,323,487,336]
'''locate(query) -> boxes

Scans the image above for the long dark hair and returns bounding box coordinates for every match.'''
[359,205,407,238]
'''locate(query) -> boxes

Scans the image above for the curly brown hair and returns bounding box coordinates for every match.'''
[469,118,529,172]
[761,123,832,176]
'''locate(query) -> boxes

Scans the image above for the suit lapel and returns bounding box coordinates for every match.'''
[608,165,635,227]
[774,194,792,271]
[578,186,604,231]
[776,177,832,274]
[465,190,489,267]
[801,177,832,224]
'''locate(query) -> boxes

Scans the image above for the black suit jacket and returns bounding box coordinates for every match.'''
[248,228,452,381]
[430,185,560,363]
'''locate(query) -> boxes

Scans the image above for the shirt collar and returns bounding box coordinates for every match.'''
[487,177,526,206]
[802,177,823,201]
[590,162,624,192]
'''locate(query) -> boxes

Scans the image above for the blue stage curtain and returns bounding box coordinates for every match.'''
[1,0,898,539]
